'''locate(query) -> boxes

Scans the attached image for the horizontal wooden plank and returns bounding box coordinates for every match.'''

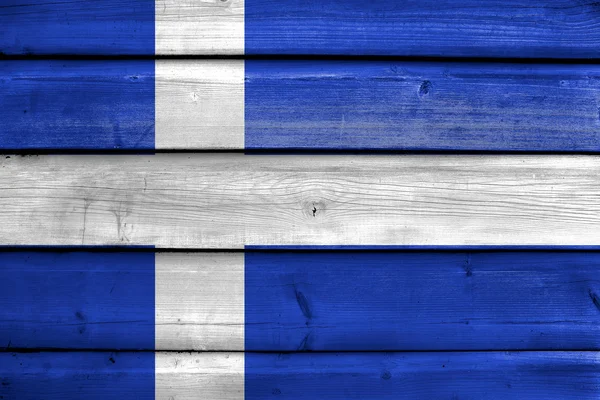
[244,251,600,351]
[0,352,243,400]
[0,154,598,247]
[4,250,600,351]
[244,61,600,151]
[0,251,155,350]
[1,351,598,399]
[0,61,155,150]
[3,0,600,57]
[4,60,600,151]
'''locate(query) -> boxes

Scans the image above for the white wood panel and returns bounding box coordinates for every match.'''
[155,60,244,149]
[1,154,598,247]
[156,352,243,400]
[155,252,244,350]
[155,0,244,55]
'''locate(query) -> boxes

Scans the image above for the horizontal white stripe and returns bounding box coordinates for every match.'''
[1,154,598,247]
[155,60,245,149]
[155,0,244,55]
[155,253,244,350]
[156,352,244,399]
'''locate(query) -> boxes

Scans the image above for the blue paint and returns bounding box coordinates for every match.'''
[0,0,154,55]
[245,352,599,399]
[245,251,600,351]
[245,61,600,151]
[245,245,600,251]
[0,251,155,349]
[0,61,154,149]
[0,352,154,399]
[244,0,600,58]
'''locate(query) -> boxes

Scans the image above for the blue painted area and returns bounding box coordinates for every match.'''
[0,251,155,349]
[244,0,600,57]
[245,352,598,399]
[245,245,600,251]
[245,251,600,351]
[245,61,600,151]
[0,0,154,55]
[0,61,154,149]
[0,352,154,399]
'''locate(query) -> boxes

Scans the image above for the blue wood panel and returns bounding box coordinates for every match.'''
[0,0,154,55]
[0,61,154,150]
[4,60,600,151]
[2,0,600,57]
[245,251,600,351]
[245,61,600,151]
[244,0,600,58]
[245,352,600,400]
[0,251,155,350]
[0,352,154,400]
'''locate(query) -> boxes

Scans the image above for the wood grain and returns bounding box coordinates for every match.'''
[245,61,600,151]
[244,0,600,58]
[5,60,600,150]
[6,251,600,352]
[4,0,600,57]
[1,352,598,399]
[155,252,244,351]
[155,0,244,55]
[0,352,243,400]
[244,251,600,351]
[155,60,244,150]
[0,154,599,247]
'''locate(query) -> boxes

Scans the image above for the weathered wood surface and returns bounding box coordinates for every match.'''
[0,352,243,400]
[5,60,600,151]
[245,61,600,151]
[0,61,155,150]
[4,250,600,351]
[1,351,598,399]
[244,251,600,351]
[0,154,599,247]
[3,0,600,57]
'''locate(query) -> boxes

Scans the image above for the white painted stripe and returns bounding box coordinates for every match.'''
[155,0,244,55]
[156,352,244,400]
[155,60,245,150]
[2,155,599,247]
[155,253,244,350]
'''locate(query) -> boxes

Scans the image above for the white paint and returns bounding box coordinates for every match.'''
[155,253,244,350]
[155,60,245,149]
[155,0,244,55]
[155,352,244,399]
[2,154,599,247]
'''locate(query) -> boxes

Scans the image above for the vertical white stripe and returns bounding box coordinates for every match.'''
[155,253,245,350]
[155,60,245,149]
[155,0,244,55]
[156,352,244,400]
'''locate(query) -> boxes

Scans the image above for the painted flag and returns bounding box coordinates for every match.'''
[3,1,600,399]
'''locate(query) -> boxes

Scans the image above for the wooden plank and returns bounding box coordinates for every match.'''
[244,61,600,151]
[0,61,155,150]
[5,60,600,151]
[0,154,598,247]
[1,351,598,399]
[0,0,154,56]
[0,251,155,350]
[3,1,600,57]
[0,352,243,400]
[4,250,600,351]
[155,60,244,150]
[155,252,244,351]
[244,251,600,351]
